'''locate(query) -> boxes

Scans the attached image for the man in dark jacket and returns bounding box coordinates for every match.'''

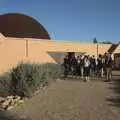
[63,55,69,77]
[105,53,113,82]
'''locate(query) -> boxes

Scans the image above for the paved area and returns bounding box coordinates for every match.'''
[13,77,120,120]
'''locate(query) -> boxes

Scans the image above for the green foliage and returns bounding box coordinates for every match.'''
[0,72,11,97]
[101,41,113,44]
[0,62,61,98]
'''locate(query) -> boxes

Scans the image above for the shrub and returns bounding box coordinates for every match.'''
[0,72,11,97]
[8,62,61,97]
[43,63,62,79]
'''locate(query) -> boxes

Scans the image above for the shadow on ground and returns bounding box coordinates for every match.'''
[106,75,120,108]
[0,109,31,120]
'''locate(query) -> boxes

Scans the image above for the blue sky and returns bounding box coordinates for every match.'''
[0,0,120,43]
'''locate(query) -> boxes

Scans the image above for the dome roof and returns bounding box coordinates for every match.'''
[0,13,50,39]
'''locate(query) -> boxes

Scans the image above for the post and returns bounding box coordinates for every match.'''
[97,43,98,58]
[26,40,28,57]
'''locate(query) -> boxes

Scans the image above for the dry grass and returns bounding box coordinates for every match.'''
[12,77,120,120]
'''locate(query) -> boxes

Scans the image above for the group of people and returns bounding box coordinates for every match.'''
[63,52,113,82]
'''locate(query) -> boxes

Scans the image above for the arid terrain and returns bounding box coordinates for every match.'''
[10,72,120,120]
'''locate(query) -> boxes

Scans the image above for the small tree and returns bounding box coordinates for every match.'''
[93,37,98,43]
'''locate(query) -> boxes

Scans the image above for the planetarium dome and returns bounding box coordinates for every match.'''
[0,13,50,39]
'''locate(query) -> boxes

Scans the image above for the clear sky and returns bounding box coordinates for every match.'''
[0,0,120,43]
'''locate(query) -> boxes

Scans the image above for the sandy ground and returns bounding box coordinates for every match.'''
[12,75,120,120]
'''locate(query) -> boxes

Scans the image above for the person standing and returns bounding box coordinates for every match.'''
[70,54,77,76]
[105,53,113,82]
[96,54,103,78]
[101,55,106,78]
[90,55,96,77]
[76,56,81,76]
[80,55,85,79]
[63,55,69,77]
[84,56,90,82]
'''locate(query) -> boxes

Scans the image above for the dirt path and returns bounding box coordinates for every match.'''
[13,79,120,120]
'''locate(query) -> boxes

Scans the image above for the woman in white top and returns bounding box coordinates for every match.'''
[84,56,90,81]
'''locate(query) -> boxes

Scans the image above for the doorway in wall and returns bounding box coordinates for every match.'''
[114,53,120,70]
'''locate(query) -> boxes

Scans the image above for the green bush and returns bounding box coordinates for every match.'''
[8,62,61,97]
[0,62,62,98]
[0,72,11,97]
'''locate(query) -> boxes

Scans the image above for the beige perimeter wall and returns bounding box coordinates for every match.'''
[0,34,111,73]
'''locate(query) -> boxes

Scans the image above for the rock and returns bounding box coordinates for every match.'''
[0,95,24,110]
[2,99,11,107]
[16,96,21,100]
[0,97,5,103]
[56,78,61,82]
[11,100,16,106]
[42,86,48,91]
[18,100,24,104]
[10,98,15,103]
[7,96,14,100]
[19,115,29,120]
[14,98,20,103]
[7,106,14,110]
[34,90,40,95]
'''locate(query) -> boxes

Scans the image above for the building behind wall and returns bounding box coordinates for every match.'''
[0,13,119,73]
